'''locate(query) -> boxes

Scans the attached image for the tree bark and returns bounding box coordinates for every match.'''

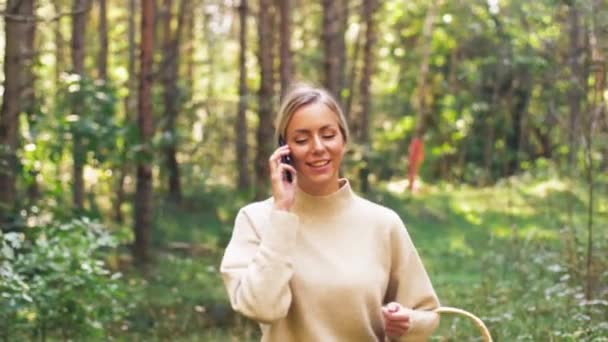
[23,0,39,205]
[236,0,250,192]
[583,0,605,300]
[134,0,155,265]
[53,0,65,85]
[255,0,276,200]
[277,0,293,99]
[344,20,363,121]
[0,0,35,223]
[566,3,585,168]
[412,0,438,138]
[70,0,90,210]
[184,1,195,91]
[161,0,186,203]
[357,0,378,193]
[97,0,108,80]
[114,0,138,223]
[358,0,378,143]
[322,0,347,102]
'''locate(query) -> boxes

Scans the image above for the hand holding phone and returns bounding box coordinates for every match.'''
[278,136,293,183]
[271,137,296,211]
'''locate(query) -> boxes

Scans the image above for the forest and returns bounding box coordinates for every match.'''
[0,0,607,340]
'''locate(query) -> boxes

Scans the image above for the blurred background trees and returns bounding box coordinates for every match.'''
[0,0,606,340]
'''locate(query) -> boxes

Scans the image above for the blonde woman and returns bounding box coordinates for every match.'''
[221,83,440,341]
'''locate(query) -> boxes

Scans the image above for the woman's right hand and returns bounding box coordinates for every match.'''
[269,145,297,211]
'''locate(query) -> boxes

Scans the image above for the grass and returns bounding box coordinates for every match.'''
[374,177,608,341]
[112,175,607,341]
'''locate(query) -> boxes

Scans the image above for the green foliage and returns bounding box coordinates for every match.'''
[53,74,125,164]
[0,217,127,341]
[373,175,608,341]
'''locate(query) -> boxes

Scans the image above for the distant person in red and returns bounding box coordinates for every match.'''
[408,137,424,192]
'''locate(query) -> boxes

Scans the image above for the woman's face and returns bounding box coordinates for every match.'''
[285,102,346,195]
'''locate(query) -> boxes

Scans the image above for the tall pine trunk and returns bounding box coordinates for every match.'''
[97,0,108,80]
[236,0,250,192]
[23,0,39,206]
[161,0,186,203]
[567,3,585,169]
[322,0,347,102]
[412,0,438,138]
[278,0,293,99]
[134,0,155,265]
[70,0,90,210]
[0,0,35,224]
[115,0,138,223]
[254,0,275,200]
[357,0,378,193]
[53,1,65,85]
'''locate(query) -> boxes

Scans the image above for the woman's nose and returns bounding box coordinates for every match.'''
[312,135,324,152]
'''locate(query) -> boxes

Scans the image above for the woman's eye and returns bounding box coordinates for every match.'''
[295,140,307,144]
[323,134,336,139]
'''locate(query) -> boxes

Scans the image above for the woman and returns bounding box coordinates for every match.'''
[220,83,440,341]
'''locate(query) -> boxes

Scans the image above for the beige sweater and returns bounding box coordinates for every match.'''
[220,179,440,341]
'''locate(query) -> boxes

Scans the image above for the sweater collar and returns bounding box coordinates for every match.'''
[293,178,355,214]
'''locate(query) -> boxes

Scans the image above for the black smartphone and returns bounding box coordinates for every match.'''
[278,136,293,183]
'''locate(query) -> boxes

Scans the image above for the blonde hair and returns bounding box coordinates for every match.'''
[274,83,350,143]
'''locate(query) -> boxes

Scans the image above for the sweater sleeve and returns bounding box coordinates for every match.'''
[385,214,440,341]
[220,207,299,324]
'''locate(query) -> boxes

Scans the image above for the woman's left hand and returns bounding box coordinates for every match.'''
[382,302,410,339]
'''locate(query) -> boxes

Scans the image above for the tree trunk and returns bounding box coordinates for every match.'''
[114,0,138,223]
[255,0,276,200]
[412,0,438,138]
[277,0,293,99]
[161,0,185,203]
[506,80,531,175]
[567,3,585,169]
[134,0,155,265]
[97,0,108,80]
[184,2,195,91]
[23,0,39,206]
[358,0,378,143]
[236,0,251,192]
[344,20,363,121]
[407,0,437,191]
[357,0,378,193]
[71,0,90,210]
[0,0,34,223]
[53,0,65,85]
[583,0,605,300]
[322,0,347,102]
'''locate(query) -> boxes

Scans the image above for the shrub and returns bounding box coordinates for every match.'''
[0,217,127,341]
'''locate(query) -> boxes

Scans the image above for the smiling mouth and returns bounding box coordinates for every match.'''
[308,160,330,167]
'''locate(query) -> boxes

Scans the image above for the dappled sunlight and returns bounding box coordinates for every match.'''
[518,225,559,241]
[448,235,474,256]
[385,179,409,195]
[451,202,483,225]
[526,178,568,198]
[490,224,558,241]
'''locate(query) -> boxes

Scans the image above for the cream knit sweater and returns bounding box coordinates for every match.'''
[220,179,440,341]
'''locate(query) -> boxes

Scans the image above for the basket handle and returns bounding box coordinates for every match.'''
[433,306,493,342]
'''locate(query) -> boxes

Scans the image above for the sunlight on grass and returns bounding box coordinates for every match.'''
[385,179,410,195]
[448,235,474,256]
[452,202,483,225]
[527,178,568,198]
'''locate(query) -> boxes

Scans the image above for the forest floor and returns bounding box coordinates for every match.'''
[111,174,608,341]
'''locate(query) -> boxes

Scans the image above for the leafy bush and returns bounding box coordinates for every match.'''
[0,217,127,341]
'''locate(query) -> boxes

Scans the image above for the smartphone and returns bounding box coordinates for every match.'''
[278,136,293,183]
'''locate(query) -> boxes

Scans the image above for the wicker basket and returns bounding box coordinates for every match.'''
[433,307,493,342]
